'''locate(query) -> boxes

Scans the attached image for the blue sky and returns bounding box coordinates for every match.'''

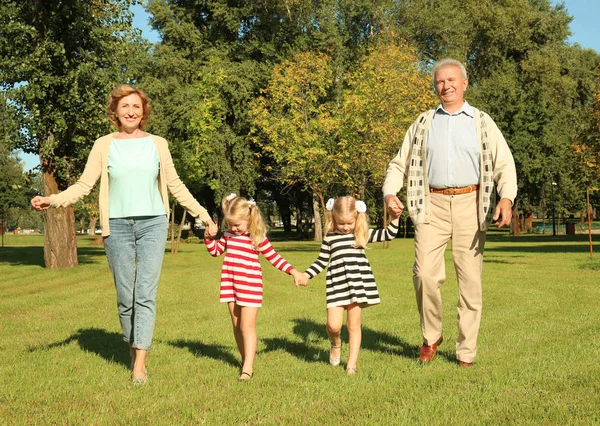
[551,0,600,52]
[20,0,600,171]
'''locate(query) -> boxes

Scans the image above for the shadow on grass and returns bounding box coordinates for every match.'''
[485,234,594,253]
[166,339,239,368]
[29,327,129,369]
[271,244,322,253]
[0,246,106,267]
[260,318,419,364]
[483,259,514,264]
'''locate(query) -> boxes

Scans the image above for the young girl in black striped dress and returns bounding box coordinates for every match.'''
[303,196,400,374]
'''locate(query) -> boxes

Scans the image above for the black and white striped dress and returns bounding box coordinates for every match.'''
[305,222,399,308]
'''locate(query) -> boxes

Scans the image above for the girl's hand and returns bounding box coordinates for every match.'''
[389,207,403,221]
[291,269,308,287]
[204,220,218,239]
[31,196,51,211]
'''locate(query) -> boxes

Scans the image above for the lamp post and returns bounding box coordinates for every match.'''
[551,181,557,236]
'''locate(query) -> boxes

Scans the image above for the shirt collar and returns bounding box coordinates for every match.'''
[435,100,475,118]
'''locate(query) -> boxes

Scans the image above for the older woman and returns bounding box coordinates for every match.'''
[31,85,218,385]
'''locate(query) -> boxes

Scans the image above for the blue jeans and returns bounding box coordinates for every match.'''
[103,215,168,350]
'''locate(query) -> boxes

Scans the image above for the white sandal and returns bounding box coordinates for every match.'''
[329,344,342,366]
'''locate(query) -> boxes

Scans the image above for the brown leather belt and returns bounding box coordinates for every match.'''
[429,185,479,195]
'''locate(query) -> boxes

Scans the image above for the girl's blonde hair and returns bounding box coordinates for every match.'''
[323,196,369,248]
[222,194,267,249]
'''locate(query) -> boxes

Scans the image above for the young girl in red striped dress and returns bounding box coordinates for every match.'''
[204,193,307,380]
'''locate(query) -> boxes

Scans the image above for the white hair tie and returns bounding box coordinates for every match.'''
[355,200,367,213]
[325,198,335,211]
[225,193,236,201]
[247,198,256,207]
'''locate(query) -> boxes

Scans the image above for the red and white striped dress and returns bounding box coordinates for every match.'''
[205,232,294,307]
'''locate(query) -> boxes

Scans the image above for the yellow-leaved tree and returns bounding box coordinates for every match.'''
[339,38,437,199]
[250,52,341,241]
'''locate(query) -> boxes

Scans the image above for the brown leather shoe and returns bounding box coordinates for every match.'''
[458,361,473,367]
[419,336,443,363]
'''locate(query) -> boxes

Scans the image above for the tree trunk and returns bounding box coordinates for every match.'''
[88,218,97,235]
[43,171,78,269]
[170,202,175,254]
[312,191,322,242]
[296,206,302,234]
[174,208,187,255]
[383,199,389,249]
[510,199,520,237]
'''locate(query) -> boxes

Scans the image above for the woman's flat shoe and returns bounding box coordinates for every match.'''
[346,367,357,375]
[329,344,342,366]
[132,370,148,385]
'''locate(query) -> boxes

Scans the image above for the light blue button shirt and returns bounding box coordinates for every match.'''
[108,136,166,218]
[426,101,480,189]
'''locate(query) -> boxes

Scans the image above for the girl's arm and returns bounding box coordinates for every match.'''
[304,240,331,279]
[367,218,400,243]
[205,234,226,257]
[258,238,294,273]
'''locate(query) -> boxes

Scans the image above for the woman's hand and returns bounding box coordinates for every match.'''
[204,220,218,239]
[31,196,51,211]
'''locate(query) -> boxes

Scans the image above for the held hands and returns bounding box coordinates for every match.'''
[290,269,308,288]
[203,220,219,240]
[493,198,513,228]
[31,196,51,211]
[385,194,404,220]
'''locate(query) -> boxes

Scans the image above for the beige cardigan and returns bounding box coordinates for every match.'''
[382,107,517,231]
[49,133,211,236]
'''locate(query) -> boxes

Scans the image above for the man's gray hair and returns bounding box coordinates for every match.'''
[432,58,468,86]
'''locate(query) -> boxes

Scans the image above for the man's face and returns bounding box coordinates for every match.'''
[434,65,468,110]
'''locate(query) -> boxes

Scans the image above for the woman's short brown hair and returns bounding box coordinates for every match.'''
[106,85,152,129]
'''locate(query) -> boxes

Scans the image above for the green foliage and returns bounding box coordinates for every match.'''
[0,0,145,187]
[0,93,29,228]
[339,38,437,197]
[251,51,339,206]
[1,0,599,231]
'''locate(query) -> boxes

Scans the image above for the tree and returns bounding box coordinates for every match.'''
[251,52,340,241]
[339,38,437,198]
[0,0,145,268]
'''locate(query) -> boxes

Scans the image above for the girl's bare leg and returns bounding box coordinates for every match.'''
[227,302,244,361]
[345,303,362,373]
[239,306,259,379]
[326,306,344,364]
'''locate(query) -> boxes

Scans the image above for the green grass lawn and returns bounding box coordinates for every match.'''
[1,231,599,425]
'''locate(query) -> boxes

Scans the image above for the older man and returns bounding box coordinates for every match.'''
[383,58,517,367]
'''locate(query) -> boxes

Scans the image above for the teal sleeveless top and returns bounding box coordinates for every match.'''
[108,136,166,218]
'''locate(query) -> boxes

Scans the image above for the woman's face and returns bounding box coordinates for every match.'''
[116,93,143,132]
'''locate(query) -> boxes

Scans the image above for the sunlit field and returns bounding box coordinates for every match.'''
[1,231,599,425]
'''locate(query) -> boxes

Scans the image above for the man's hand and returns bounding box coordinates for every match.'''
[385,194,404,218]
[493,198,513,228]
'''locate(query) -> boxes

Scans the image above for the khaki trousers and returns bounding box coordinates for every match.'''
[413,191,486,363]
